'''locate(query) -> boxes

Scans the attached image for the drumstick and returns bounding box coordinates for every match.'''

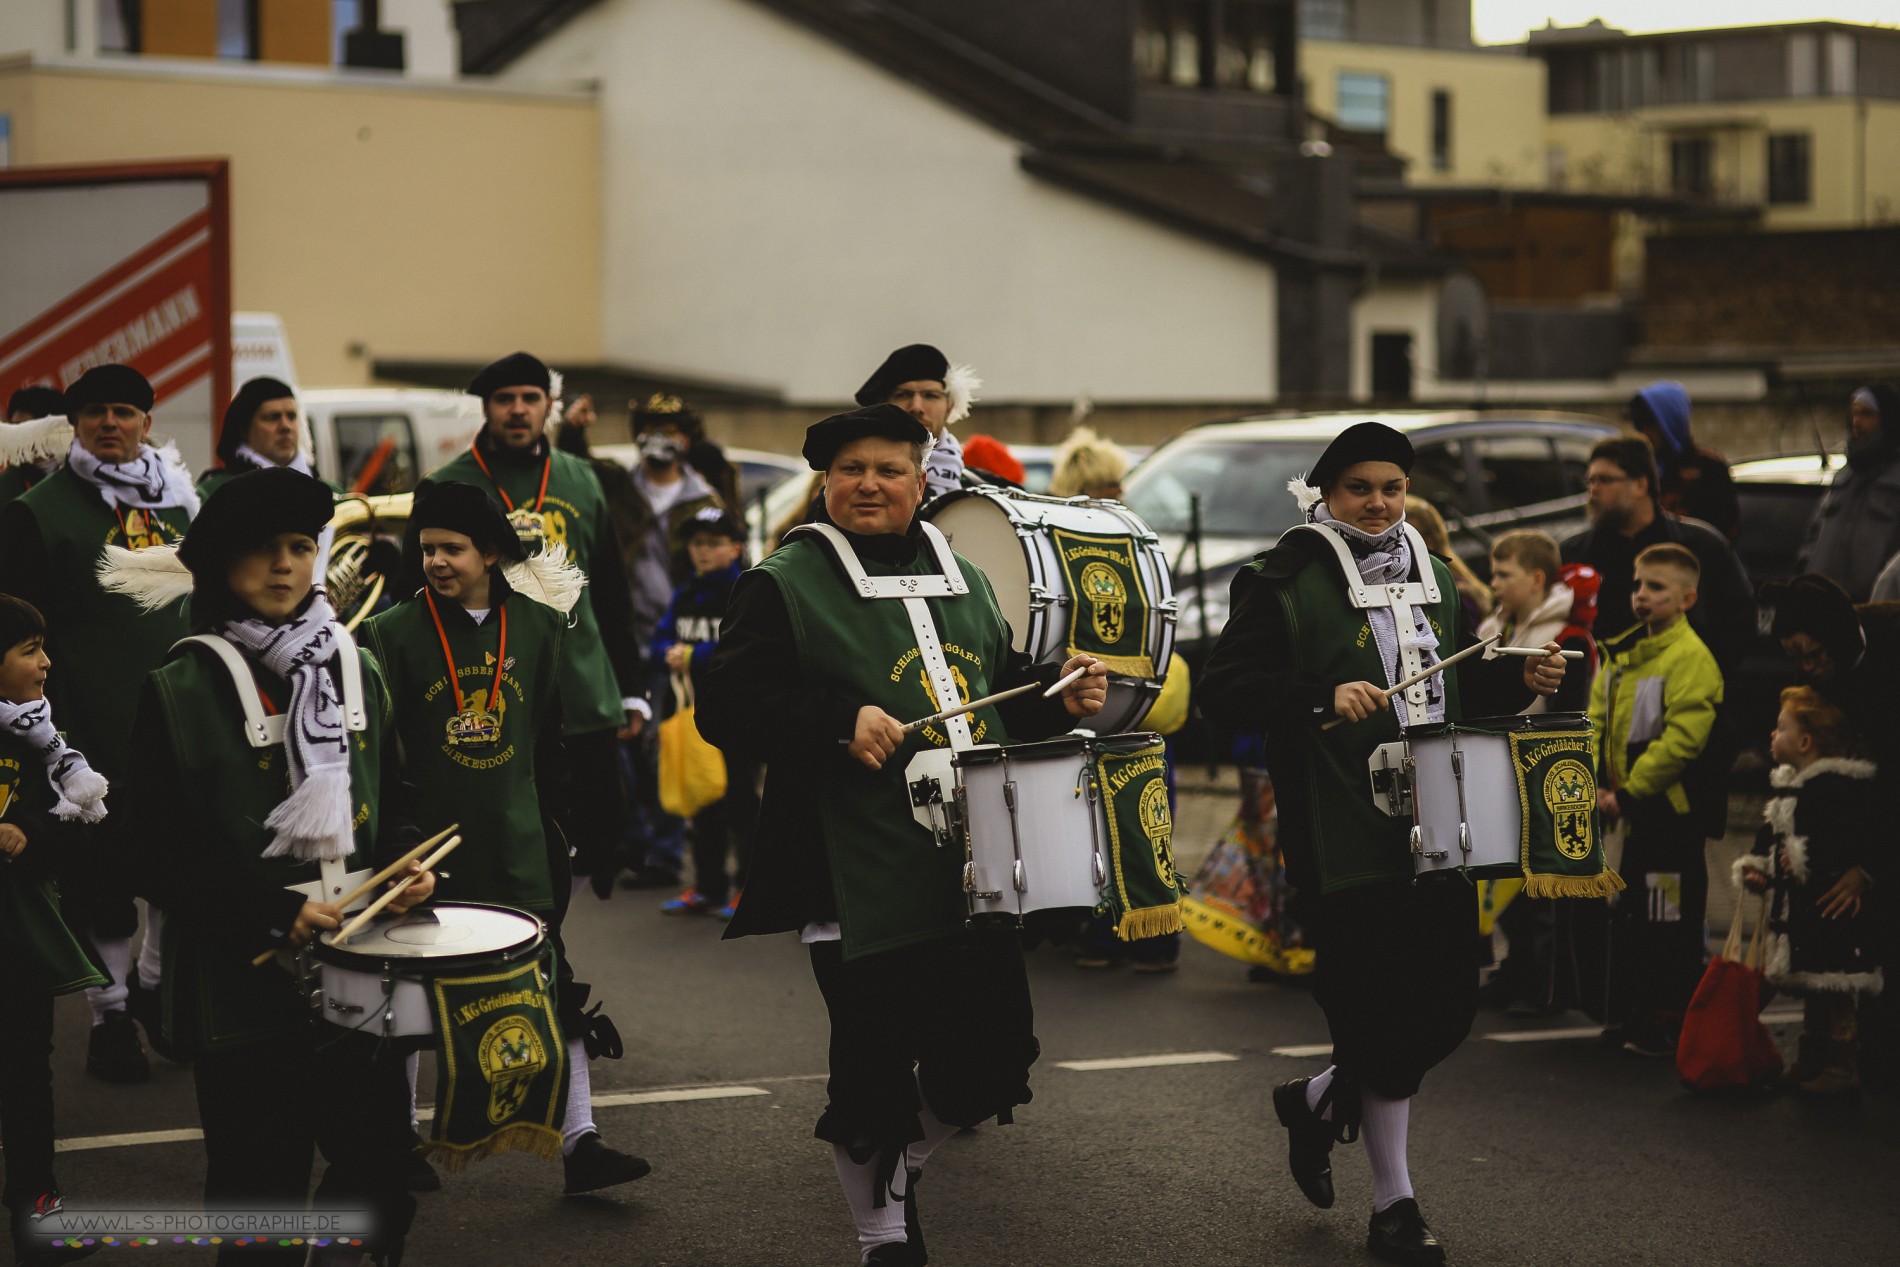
[898,664,1091,736]
[1493,646,1587,660]
[330,834,463,947]
[250,823,460,967]
[1320,635,1499,732]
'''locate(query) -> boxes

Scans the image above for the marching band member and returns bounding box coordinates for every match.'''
[197,377,337,499]
[415,353,644,897]
[0,388,70,511]
[362,482,651,1195]
[110,468,430,1266]
[1200,423,1565,1266]
[0,364,197,1085]
[697,404,1106,1266]
[853,345,981,502]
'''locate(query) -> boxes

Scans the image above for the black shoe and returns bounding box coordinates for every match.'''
[863,1243,916,1266]
[562,1133,651,1194]
[125,981,183,1065]
[85,1012,149,1085]
[1272,1077,1350,1209]
[403,1136,441,1193]
[903,1169,927,1266]
[1366,1198,1446,1265]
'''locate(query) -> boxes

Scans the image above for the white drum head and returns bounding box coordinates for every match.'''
[319,903,540,963]
[929,495,1033,652]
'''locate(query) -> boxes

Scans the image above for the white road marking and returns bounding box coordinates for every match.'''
[1484,1010,1803,1045]
[1056,1051,1239,1071]
[593,1086,771,1107]
[58,1128,202,1154]
[1269,1044,1334,1058]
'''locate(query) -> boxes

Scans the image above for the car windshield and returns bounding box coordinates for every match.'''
[1122,437,1327,536]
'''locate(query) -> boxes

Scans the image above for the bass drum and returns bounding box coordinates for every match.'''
[925,487,1177,735]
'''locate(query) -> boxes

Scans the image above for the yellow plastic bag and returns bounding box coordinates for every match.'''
[658,672,727,819]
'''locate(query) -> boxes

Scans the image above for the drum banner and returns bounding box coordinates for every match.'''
[1096,739,1184,940]
[1050,529,1156,678]
[424,952,568,1171]
[1508,727,1626,899]
[1180,768,1314,974]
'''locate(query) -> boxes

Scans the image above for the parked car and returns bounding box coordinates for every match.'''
[1118,410,1619,659]
[303,388,484,495]
[1729,451,1841,585]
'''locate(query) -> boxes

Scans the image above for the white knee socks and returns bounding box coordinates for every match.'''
[136,909,164,990]
[831,1145,906,1260]
[88,937,133,1023]
[1303,1065,1337,1119]
[1361,1091,1414,1212]
[405,1050,422,1135]
[561,1038,596,1155]
[910,1106,960,1172]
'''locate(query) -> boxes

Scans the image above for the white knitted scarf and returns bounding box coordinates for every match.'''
[215,594,354,861]
[64,440,201,517]
[1312,504,1444,724]
[234,443,312,477]
[0,697,109,822]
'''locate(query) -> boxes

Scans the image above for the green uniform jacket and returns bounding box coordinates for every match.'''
[125,640,395,1058]
[1589,618,1722,817]
[197,464,344,502]
[741,535,1016,959]
[0,466,192,779]
[418,438,640,736]
[362,586,566,913]
[0,463,49,513]
[0,731,108,995]
[1200,531,1468,896]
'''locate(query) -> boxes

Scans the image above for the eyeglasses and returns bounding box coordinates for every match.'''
[1585,474,1631,488]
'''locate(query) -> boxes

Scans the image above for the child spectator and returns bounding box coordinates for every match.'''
[0,594,110,1261]
[655,507,751,918]
[1404,496,1491,628]
[1736,687,1880,1094]
[1465,530,1597,718]
[1591,543,1723,1057]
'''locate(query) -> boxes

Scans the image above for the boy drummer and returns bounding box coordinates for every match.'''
[362,481,650,1194]
[112,469,433,1266]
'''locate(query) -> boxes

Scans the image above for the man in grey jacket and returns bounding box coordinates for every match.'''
[1800,383,1900,602]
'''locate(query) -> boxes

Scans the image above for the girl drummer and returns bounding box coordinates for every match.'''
[114,468,433,1266]
[1201,422,1564,1267]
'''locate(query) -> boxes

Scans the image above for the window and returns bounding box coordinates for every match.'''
[1410,441,1473,518]
[218,0,256,59]
[1682,42,1713,103]
[1120,439,1327,538]
[1670,136,1713,199]
[1301,0,1348,42]
[1788,32,1818,96]
[1336,71,1389,135]
[1474,437,1567,511]
[96,0,137,53]
[333,414,418,495]
[334,0,362,67]
[1216,1,1280,93]
[1767,133,1811,205]
[1827,32,1856,95]
[1430,90,1451,172]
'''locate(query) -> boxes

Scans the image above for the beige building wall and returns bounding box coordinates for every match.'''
[0,58,601,387]
[1546,98,1900,230]
[1301,40,1546,188]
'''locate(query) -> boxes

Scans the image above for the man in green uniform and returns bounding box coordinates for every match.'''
[0,363,197,1085]
[415,353,643,896]
[0,387,69,511]
[1201,422,1566,1266]
[115,468,432,1267]
[697,404,1108,1266]
[196,377,340,499]
[363,481,650,1195]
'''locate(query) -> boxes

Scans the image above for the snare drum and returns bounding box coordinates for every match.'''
[1380,713,1592,880]
[925,487,1177,734]
[309,902,547,1041]
[956,734,1107,921]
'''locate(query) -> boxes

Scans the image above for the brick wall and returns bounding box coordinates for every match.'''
[1642,227,1900,350]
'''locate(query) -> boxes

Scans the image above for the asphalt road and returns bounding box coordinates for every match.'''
[41,786,1899,1266]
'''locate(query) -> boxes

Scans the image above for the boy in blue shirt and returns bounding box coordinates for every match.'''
[653,508,753,917]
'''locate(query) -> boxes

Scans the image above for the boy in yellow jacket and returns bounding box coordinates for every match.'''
[1590,543,1724,1056]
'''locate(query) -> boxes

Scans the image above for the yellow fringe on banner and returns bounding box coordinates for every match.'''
[1522,869,1626,900]
[1180,897,1316,974]
[1114,902,1184,942]
[421,1122,563,1173]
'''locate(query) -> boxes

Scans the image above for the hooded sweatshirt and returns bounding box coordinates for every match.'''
[1632,381,1739,540]
[1799,382,1900,602]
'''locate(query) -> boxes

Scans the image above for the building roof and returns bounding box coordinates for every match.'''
[1525,17,1900,50]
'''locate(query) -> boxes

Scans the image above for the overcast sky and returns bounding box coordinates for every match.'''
[1473,1,1896,46]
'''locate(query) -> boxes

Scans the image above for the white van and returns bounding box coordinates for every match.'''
[301,388,484,494]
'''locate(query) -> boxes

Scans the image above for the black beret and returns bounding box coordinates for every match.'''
[803,404,931,471]
[410,481,527,562]
[7,385,65,420]
[1760,573,1860,659]
[466,352,551,400]
[218,376,297,462]
[177,468,335,577]
[65,364,154,414]
[677,505,743,543]
[1309,421,1415,490]
[854,343,949,408]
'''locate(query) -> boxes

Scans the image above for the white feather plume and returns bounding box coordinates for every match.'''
[504,543,586,614]
[1287,474,1323,512]
[96,543,194,611]
[945,363,982,426]
[0,415,72,466]
[548,367,567,429]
